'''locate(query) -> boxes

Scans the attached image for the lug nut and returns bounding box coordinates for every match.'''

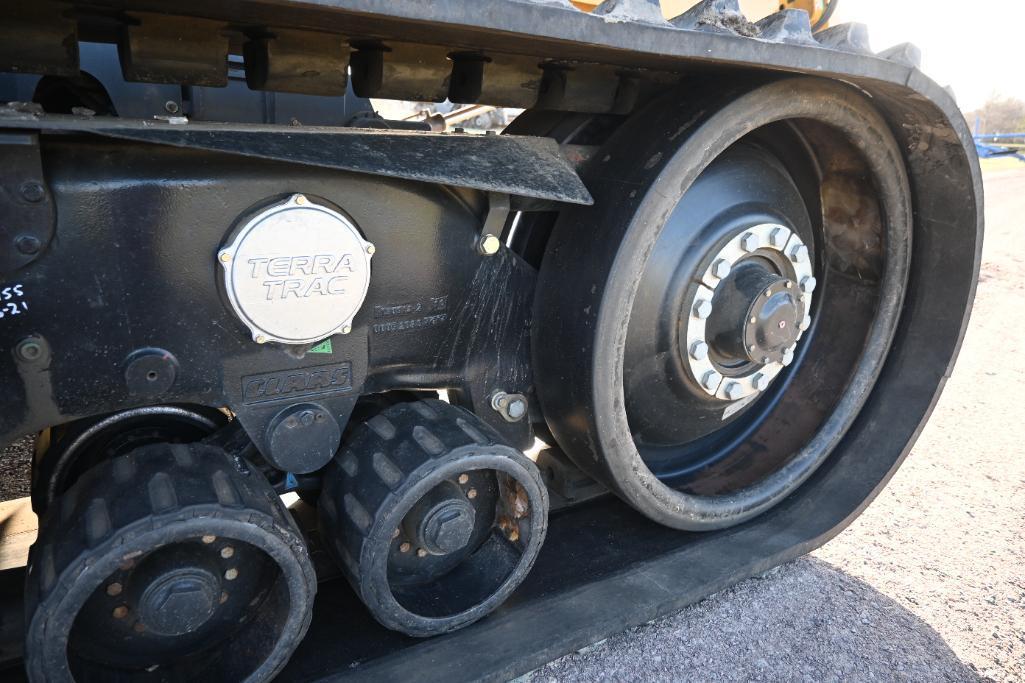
[769,227,788,247]
[112,606,128,619]
[689,341,709,361]
[693,299,713,319]
[701,370,723,391]
[752,373,770,391]
[220,546,235,559]
[416,548,428,558]
[788,244,809,263]
[724,382,744,401]
[400,542,411,553]
[800,276,817,293]
[106,582,123,597]
[458,473,469,485]
[467,488,478,500]
[740,232,760,252]
[224,568,239,581]
[711,259,732,279]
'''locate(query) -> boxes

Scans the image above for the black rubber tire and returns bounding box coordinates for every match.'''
[319,399,548,637]
[25,442,316,682]
[534,77,913,530]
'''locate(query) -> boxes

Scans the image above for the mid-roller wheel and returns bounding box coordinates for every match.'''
[319,399,548,637]
[25,442,316,682]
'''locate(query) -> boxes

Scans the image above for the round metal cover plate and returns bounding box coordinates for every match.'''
[218,194,374,345]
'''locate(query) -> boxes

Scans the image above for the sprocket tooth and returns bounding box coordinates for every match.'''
[878,42,922,69]
[593,0,668,25]
[669,0,757,37]
[755,9,816,45]
[815,22,873,54]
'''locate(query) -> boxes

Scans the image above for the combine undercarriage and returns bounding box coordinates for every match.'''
[0,0,981,680]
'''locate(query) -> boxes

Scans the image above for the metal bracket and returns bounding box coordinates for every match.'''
[0,132,54,273]
[478,192,510,255]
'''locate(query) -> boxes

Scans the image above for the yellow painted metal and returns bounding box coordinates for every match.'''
[571,0,829,27]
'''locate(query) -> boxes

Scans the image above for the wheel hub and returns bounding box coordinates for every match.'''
[137,568,219,637]
[684,223,814,402]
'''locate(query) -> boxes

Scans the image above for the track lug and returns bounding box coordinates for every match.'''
[755,9,817,45]
[669,0,756,36]
[815,22,873,54]
[593,0,668,26]
[878,42,922,69]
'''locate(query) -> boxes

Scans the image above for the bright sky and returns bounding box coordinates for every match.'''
[829,0,1025,111]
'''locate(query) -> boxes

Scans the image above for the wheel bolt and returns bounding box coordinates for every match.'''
[400,542,411,553]
[711,259,732,279]
[740,232,760,252]
[788,244,809,263]
[112,606,128,619]
[701,370,722,391]
[225,568,238,581]
[693,299,713,319]
[220,546,234,559]
[724,382,744,401]
[202,535,217,544]
[689,341,709,360]
[752,373,770,391]
[800,276,817,293]
[106,582,123,597]
[467,488,478,500]
[416,548,428,558]
[458,473,469,485]
[769,227,788,247]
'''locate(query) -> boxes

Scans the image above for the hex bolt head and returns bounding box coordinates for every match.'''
[788,244,809,263]
[701,369,723,391]
[224,568,239,581]
[106,582,123,597]
[769,227,788,247]
[740,232,760,252]
[507,397,527,420]
[458,473,470,485]
[399,541,411,553]
[416,548,428,558]
[752,373,770,391]
[693,299,713,319]
[724,382,744,401]
[711,258,732,279]
[341,324,352,335]
[479,234,501,255]
[15,338,43,362]
[20,181,45,203]
[15,235,41,255]
[689,340,709,361]
[294,194,307,205]
[220,546,235,559]
[366,243,376,255]
[800,276,817,293]
[202,535,217,544]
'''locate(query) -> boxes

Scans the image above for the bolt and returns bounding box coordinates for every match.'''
[740,232,760,252]
[711,259,731,279]
[300,410,315,427]
[800,276,817,293]
[294,194,307,205]
[785,281,793,289]
[107,582,123,597]
[724,382,744,401]
[15,338,43,362]
[479,234,501,255]
[164,100,180,114]
[220,546,234,559]
[749,316,757,325]
[255,335,267,344]
[701,369,722,391]
[20,181,45,203]
[392,528,401,539]
[224,568,238,581]
[788,244,809,263]
[416,548,428,558]
[748,344,756,353]
[506,397,527,420]
[458,473,470,485]
[219,251,232,263]
[769,227,788,247]
[467,488,478,500]
[15,235,41,255]
[399,541,411,553]
[752,373,770,391]
[689,341,709,361]
[693,299,713,319]
[202,535,216,544]
[113,606,128,619]
[341,324,352,334]
[366,243,376,255]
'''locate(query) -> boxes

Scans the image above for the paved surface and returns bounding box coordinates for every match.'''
[528,168,1025,683]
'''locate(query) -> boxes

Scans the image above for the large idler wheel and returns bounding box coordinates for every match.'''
[535,78,918,530]
[25,443,316,682]
[319,399,548,637]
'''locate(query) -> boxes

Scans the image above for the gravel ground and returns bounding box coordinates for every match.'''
[529,168,1025,682]
[1,169,1021,681]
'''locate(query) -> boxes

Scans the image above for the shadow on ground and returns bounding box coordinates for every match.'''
[528,556,980,682]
